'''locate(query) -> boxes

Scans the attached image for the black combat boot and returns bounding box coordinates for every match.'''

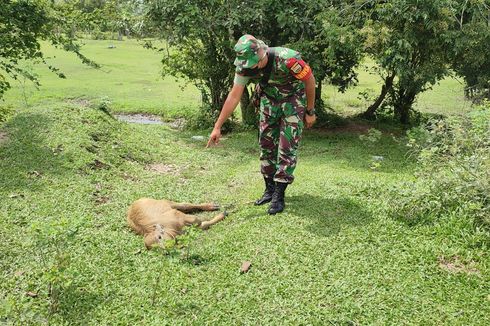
[268,182,288,214]
[254,176,275,206]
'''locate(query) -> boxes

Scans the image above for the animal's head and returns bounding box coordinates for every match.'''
[144,224,164,250]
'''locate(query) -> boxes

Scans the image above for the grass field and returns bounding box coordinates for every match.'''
[2,39,201,118]
[1,40,488,325]
[2,39,472,118]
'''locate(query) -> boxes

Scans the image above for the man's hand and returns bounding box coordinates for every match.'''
[206,128,222,148]
[305,114,316,129]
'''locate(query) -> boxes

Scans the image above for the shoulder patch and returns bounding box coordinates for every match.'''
[286,58,312,81]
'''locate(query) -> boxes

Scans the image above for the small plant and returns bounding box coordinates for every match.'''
[360,128,384,170]
[30,218,81,318]
[97,96,112,112]
[0,104,14,123]
[359,128,382,143]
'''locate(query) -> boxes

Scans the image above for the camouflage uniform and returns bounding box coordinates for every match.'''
[234,35,313,184]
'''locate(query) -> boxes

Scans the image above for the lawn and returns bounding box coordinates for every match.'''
[2,39,200,118]
[0,40,488,325]
[2,40,472,118]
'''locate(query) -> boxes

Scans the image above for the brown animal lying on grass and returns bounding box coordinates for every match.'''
[127,198,227,249]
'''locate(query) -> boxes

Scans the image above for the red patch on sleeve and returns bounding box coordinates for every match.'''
[286,58,312,81]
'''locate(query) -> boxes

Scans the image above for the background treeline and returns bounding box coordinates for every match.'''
[1,0,490,124]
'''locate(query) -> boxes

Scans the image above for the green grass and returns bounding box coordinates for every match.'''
[3,41,472,119]
[2,39,200,117]
[0,103,488,325]
[1,40,488,324]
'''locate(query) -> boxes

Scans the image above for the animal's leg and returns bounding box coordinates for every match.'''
[199,211,227,230]
[169,201,220,213]
[179,212,202,227]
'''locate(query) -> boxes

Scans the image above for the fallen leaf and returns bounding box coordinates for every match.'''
[14,270,24,277]
[26,292,38,298]
[27,170,42,178]
[240,261,252,274]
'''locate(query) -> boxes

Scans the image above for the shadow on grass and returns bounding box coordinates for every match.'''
[57,285,107,325]
[0,112,74,194]
[288,194,372,237]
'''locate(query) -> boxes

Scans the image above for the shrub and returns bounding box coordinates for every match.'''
[392,102,490,227]
[0,104,14,123]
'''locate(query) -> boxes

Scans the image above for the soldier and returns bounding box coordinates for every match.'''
[207,34,316,214]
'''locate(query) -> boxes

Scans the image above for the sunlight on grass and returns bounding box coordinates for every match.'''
[3,40,473,120]
[3,39,201,117]
[0,103,488,324]
[1,39,488,325]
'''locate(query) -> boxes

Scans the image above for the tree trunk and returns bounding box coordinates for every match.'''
[240,87,256,127]
[315,81,322,102]
[394,88,416,124]
[362,72,395,119]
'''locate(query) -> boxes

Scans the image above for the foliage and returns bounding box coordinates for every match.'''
[356,0,455,123]
[30,217,82,316]
[0,0,97,99]
[448,0,490,103]
[144,0,236,114]
[75,0,147,40]
[144,0,364,125]
[0,104,14,123]
[392,102,490,227]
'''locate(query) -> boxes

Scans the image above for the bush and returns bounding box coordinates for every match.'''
[0,104,14,123]
[183,104,238,133]
[392,102,490,227]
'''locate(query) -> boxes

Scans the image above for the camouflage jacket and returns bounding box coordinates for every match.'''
[234,47,313,100]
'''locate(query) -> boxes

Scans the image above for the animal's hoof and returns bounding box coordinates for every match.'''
[223,210,228,217]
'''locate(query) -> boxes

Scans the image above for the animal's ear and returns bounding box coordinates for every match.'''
[144,233,156,250]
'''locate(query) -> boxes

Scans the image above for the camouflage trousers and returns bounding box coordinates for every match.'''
[258,90,305,184]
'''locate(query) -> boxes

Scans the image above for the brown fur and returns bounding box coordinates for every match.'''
[127,198,226,249]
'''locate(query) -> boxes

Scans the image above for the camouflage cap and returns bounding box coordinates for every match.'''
[233,34,268,69]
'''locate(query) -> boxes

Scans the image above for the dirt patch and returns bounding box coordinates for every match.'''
[120,172,139,182]
[0,131,8,145]
[88,159,110,170]
[145,163,181,175]
[438,256,480,275]
[319,121,372,135]
[93,183,110,205]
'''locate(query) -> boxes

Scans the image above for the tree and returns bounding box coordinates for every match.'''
[332,0,453,123]
[272,2,364,110]
[144,0,237,126]
[144,0,363,127]
[449,0,490,102]
[0,0,97,100]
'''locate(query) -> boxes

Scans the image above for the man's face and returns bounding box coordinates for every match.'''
[251,49,268,69]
